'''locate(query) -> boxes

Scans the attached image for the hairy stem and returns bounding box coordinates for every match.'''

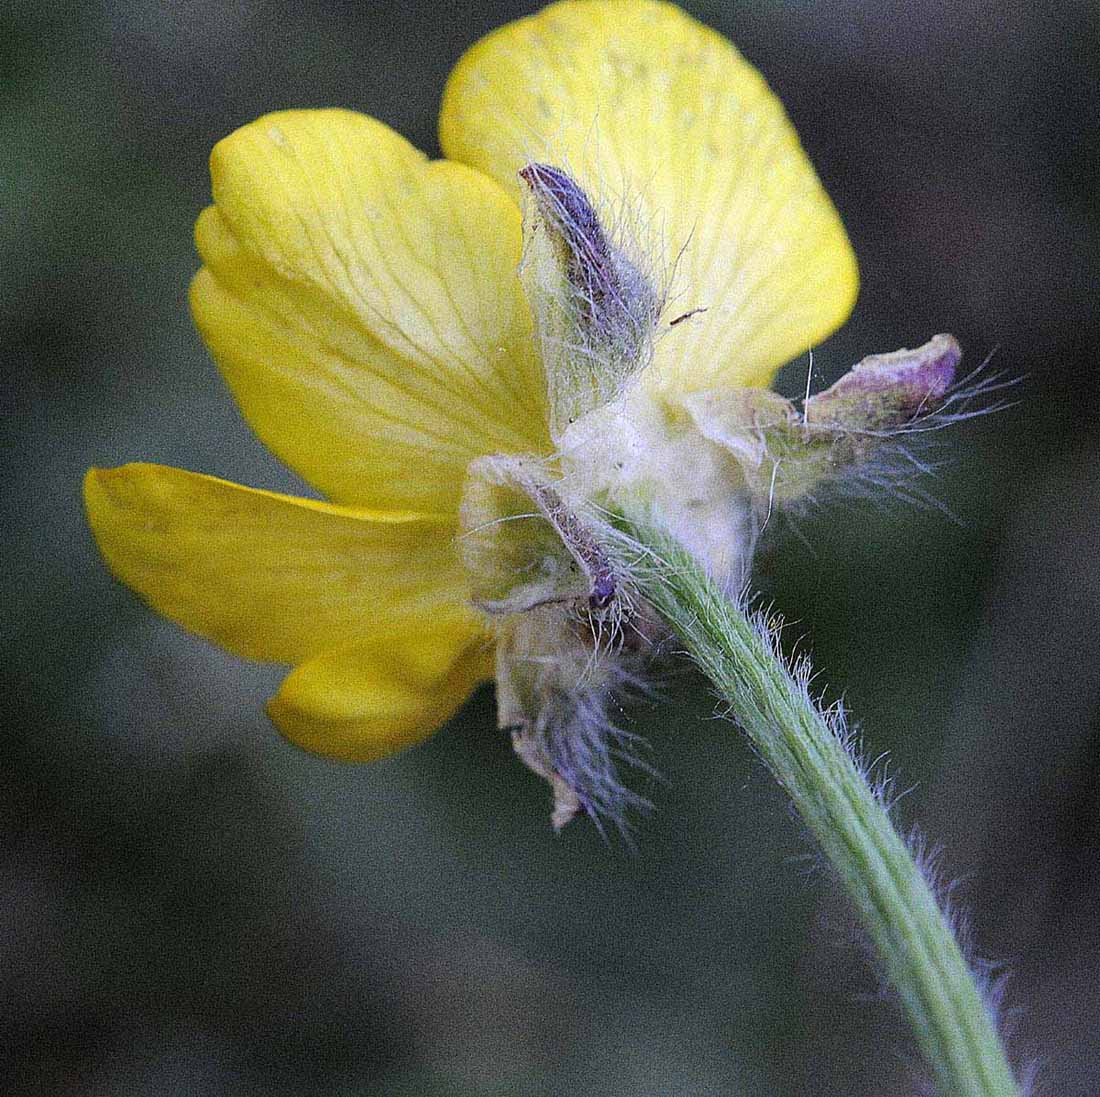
[622,518,1019,1096]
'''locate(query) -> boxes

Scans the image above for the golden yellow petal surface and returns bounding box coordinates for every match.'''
[84,463,480,665]
[192,109,550,512]
[269,630,494,762]
[440,0,859,392]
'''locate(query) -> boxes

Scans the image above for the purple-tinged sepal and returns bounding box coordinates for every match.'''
[681,335,964,515]
[804,333,960,430]
[495,604,650,833]
[519,163,660,437]
[459,455,620,617]
[459,453,652,830]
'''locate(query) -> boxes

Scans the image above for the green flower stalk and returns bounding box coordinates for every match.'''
[618,517,1021,1097]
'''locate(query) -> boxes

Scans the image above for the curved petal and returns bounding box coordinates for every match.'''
[269,630,494,762]
[84,463,481,665]
[439,0,858,393]
[191,108,550,511]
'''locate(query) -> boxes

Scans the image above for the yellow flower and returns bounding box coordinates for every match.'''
[84,0,857,770]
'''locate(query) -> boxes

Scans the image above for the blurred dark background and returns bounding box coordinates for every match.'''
[4,1,1099,1093]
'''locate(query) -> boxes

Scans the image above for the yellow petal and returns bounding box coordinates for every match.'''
[268,630,494,762]
[191,108,550,511]
[84,463,480,665]
[439,0,858,393]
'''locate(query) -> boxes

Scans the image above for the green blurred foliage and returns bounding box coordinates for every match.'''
[4,1,1099,1094]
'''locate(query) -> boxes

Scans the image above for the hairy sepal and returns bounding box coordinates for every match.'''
[805,334,960,430]
[459,455,618,616]
[518,163,661,439]
[461,455,648,830]
[681,335,963,512]
[495,605,648,832]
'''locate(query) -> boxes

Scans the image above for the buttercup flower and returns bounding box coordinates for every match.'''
[86,0,956,827]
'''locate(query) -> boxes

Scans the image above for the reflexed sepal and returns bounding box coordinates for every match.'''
[682,335,962,510]
[459,455,617,616]
[519,163,660,437]
[804,333,960,429]
[495,606,641,831]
